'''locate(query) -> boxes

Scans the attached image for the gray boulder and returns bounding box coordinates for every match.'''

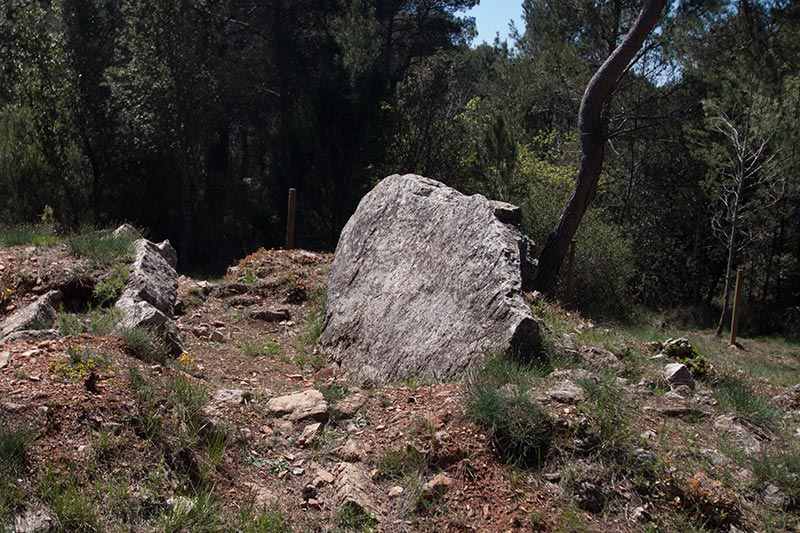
[115,238,183,355]
[0,291,62,341]
[122,239,178,316]
[320,174,539,383]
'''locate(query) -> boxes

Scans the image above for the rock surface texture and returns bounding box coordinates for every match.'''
[320,174,539,383]
[115,237,184,355]
[0,291,62,341]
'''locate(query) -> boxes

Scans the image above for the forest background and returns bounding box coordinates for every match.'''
[1,0,798,338]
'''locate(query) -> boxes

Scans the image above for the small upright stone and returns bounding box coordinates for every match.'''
[664,363,694,390]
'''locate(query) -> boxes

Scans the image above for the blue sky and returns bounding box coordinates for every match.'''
[463,0,525,46]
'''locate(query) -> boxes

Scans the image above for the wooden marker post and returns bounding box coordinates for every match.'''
[286,188,297,249]
[565,239,577,306]
[730,268,744,345]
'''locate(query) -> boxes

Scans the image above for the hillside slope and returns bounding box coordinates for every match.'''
[1,236,799,532]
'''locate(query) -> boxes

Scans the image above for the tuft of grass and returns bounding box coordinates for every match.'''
[752,446,800,504]
[66,229,136,264]
[575,371,632,455]
[466,381,553,466]
[236,501,291,532]
[0,224,56,247]
[377,446,426,479]
[58,306,122,337]
[714,378,781,431]
[127,366,163,441]
[239,337,283,358]
[316,382,348,405]
[38,466,101,532]
[57,309,85,336]
[294,288,326,366]
[87,306,123,335]
[465,355,554,466]
[334,502,378,532]
[120,327,169,364]
[0,426,33,479]
[169,374,208,439]
[159,491,223,533]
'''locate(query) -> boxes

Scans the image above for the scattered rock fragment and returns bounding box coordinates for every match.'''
[13,508,53,533]
[212,389,252,405]
[266,389,328,422]
[387,486,404,498]
[334,463,381,518]
[251,308,291,322]
[573,481,605,513]
[0,351,9,369]
[335,391,367,419]
[761,483,788,508]
[664,363,694,390]
[579,346,620,368]
[422,472,453,497]
[315,469,335,485]
[297,422,322,447]
[631,506,651,522]
[337,438,364,462]
[229,295,261,307]
[713,415,763,457]
[546,380,585,404]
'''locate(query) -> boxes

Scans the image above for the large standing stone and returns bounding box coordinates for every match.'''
[115,237,183,355]
[320,174,540,383]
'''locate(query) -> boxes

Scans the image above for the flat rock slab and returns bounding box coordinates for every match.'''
[334,463,381,518]
[320,174,540,383]
[547,379,585,403]
[1,329,61,344]
[0,291,61,341]
[266,389,328,422]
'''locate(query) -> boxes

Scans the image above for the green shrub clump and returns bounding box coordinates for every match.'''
[466,357,553,466]
[663,341,714,380]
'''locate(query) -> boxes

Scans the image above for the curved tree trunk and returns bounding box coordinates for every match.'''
[532,0,667,294]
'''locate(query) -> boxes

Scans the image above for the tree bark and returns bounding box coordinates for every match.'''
[532,0,667,294]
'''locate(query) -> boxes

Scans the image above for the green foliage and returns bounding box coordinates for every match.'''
[93,264,130,305]
[159,491,223,533]
[120,327,169,364]
[377,446,425,479]
[664,343,714,381]
[466,357,554,466]
[0,224,56,247]
[317,382,348,405]
[239,337,283,359]
[50,346,111,380]
[57,309,84,336]
[752,446,800,502]
[39,466,101,532]
[334,502,378,532]
[575,371,632,454]
[236,502,291,533]
[294,289,327,370]
[59,306,123,337]
[66,230,136,264]
[713,378,781,431]
[0,426,33,479]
